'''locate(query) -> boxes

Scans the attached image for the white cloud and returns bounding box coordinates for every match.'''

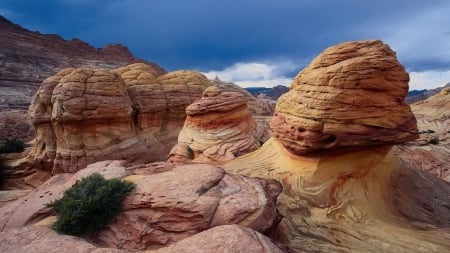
[203,61,298,88]
[409,70,450,90]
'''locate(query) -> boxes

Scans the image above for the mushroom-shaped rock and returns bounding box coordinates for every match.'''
[169,90,264,163]
[222,40,450,252]
[271,40,418,155]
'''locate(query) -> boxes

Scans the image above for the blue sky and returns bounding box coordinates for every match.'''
[1,0,450,90]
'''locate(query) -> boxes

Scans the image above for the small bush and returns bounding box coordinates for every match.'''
[0,138,25,153]
[48,173,135,236]
[187,146,194,159]
[429,138,439,145]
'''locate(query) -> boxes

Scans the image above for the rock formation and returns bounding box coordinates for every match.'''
[0,15,162,111]
[271,40,418,155]
[222,40,450,252]
[168,86,265,163]
[396,87,450,181]
[152,225,284,253]
[211,78,275,116]
[24,64,211,174]
[246,85,290,101]
[0,160,282,251]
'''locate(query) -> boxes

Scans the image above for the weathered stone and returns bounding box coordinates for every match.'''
[0,160,127,231]
[169,90,264,163]
[396,87,450,182]
[149,225,284,253]
[271,40,418,155]
[24,65,211,173]
[97,164,282,250]
[221,40,450,252]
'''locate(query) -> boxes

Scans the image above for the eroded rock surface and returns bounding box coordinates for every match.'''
[24,64,211,173]
[98,164,281,250]
[271,40,418,155]
[0,161,282,251]
[151,225,284,253]
[168,87,265,163]
[222,40,450,252]
[0,15,161,111]
[396,87,450,181]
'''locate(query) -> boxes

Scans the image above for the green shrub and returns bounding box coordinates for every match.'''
[429,138,439,145]
[47,173,135,236]
[0,138,25,153]
[187,146,194,159]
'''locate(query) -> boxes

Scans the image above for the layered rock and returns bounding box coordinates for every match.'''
[168,87,265,163]
[98,164,281,250]
[0,15,162,111]
[0,226,121,253]
[212,78,275,116]
[271,40,418,155]
[152,225,284,253]
[396,87,450,181]
[0,161,282,251]
[25,64,211,174]
[221,40,450,252]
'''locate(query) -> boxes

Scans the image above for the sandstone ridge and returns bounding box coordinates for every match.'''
[0,15,163,110]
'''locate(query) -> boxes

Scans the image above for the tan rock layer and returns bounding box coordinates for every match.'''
[27,63,212,173]
[169,90,264,163]
[271,40,418,154]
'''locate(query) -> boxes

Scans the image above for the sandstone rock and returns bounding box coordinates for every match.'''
[97,164,282,250]
[220,40,450,252]
[168,90,264,163]
[0,160,127,231]
[0,225,127,253]
[271,40,418,155]
[0,161,282,251]
[211,79,275,116]
[0,110,34,142]
[396,87,450,182]
[149,225,284,253]
[0,15,160,111]
[24,65,211,173]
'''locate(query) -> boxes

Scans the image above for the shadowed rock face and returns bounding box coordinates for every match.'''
[271,40,418,155]
[27,63,211,173]
[168,87,266,163]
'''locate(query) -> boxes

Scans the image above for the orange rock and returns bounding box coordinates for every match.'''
[271,40,418,155]
[25,64,211,173]
[169,89,265,163]
[396,87,450,181]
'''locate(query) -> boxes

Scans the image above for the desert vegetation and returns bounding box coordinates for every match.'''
[47,173,135,236]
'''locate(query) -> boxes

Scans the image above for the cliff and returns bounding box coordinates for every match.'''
[0,15,164,110]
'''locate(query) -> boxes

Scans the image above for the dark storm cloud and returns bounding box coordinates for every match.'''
[1,0,450,75]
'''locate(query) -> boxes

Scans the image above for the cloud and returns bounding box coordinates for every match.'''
[409,70,450,90]
[203,61,299,88]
